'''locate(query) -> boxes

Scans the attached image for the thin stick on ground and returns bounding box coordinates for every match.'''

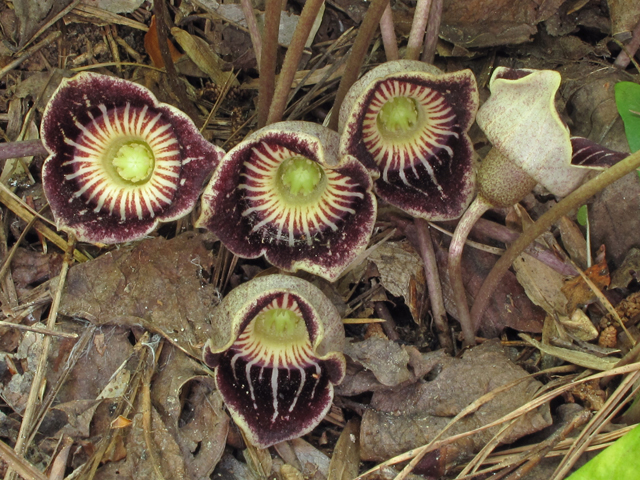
[0,438,47,480]
[374,301,400,341]
[356,363,640,480]
[0,31,61,81]
[552,371,640,479]
[153,0,201,125]
[5,234,76,480]
[240,0,262,67]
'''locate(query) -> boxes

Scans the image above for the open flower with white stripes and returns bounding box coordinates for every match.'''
[339,60,478,220]
[196,121,376,281]
[40,72,224,243]
[203,274,346,448]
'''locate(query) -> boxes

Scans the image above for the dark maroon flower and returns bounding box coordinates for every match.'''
[41,72,224,243]
[203,274,346,448]
[339,60,478,220]
[196,121,376,281]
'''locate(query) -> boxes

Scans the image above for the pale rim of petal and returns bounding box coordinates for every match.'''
[196,121,377,281]
[40,72,224,243]
[477,67,585,197]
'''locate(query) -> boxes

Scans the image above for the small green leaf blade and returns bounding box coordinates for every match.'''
[577,205,588,226]
[567,424,640,480]
[615,81,640,153]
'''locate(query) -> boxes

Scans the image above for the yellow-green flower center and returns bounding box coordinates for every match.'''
[377,96,421,139]
[276,156,326,205]
[111,141,155,183]
[253,308,309,347]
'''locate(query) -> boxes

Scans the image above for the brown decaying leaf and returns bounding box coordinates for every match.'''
[144,15,183,68]
[11,248,62,288]
[557,216,588,270]
[589,172,640,270]
[367,240,426,324]
[327,418,360,480]
[0,331,43,415]
[440,0,566,48]
[359,340,552,463]
[610,248,640,289]
[343,337,414,387]
[151,345,229,479]
[561,245,611,312]
[435,235,545,337]
[513,253,569,316]
[171,27,239,86]
[58,232,218,358]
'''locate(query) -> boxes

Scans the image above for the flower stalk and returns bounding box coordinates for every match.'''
[470,148,640,334]
[266,0,325,125]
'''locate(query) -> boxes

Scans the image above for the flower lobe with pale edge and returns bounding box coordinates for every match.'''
[196,121,376,281]
[41,72,224,243]
[204,275,345,448]
[339,60,478,220]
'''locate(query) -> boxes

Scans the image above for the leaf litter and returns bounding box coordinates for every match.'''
[0,0,640,479]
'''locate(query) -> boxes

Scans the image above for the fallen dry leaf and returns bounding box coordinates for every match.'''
[557,216,588,270]
[513,253,569,316]
[171,27,238,86]
[327,418,360,480]
[435,236,545,337]
[589,172,640,269]
[440,0,565,48]
[610,248,640,289]
[367,240,426,324]
[561,246,611,312]
[151,345,229,480]
[144,15,183,68]
[359,340,551,463]
[343,337,414,387]
[0,331,43,415]
[58,232,218,358]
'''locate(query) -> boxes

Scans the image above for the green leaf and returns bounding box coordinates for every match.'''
[577,205,588,226]
[615,81,640,153]
[567,424,640,480]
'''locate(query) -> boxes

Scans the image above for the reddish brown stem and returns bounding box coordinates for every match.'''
[328,0,390,131]
[379,3,399,61]
[266,0,324,125]
[257,0,281,127]
[470,148,640,335]
[421,0,442,64]
[414,218,453,353]
[0,140,47,160]
[614,17,640,69]
[448,196,492,347]
[405,0,432,60]
[374,301,400,341]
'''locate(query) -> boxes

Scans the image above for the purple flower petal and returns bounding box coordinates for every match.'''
[203,275,345,448]
[197,121,376,281]
[340,61,478,220]
[41,72,224,243]
[571,137,629,169]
